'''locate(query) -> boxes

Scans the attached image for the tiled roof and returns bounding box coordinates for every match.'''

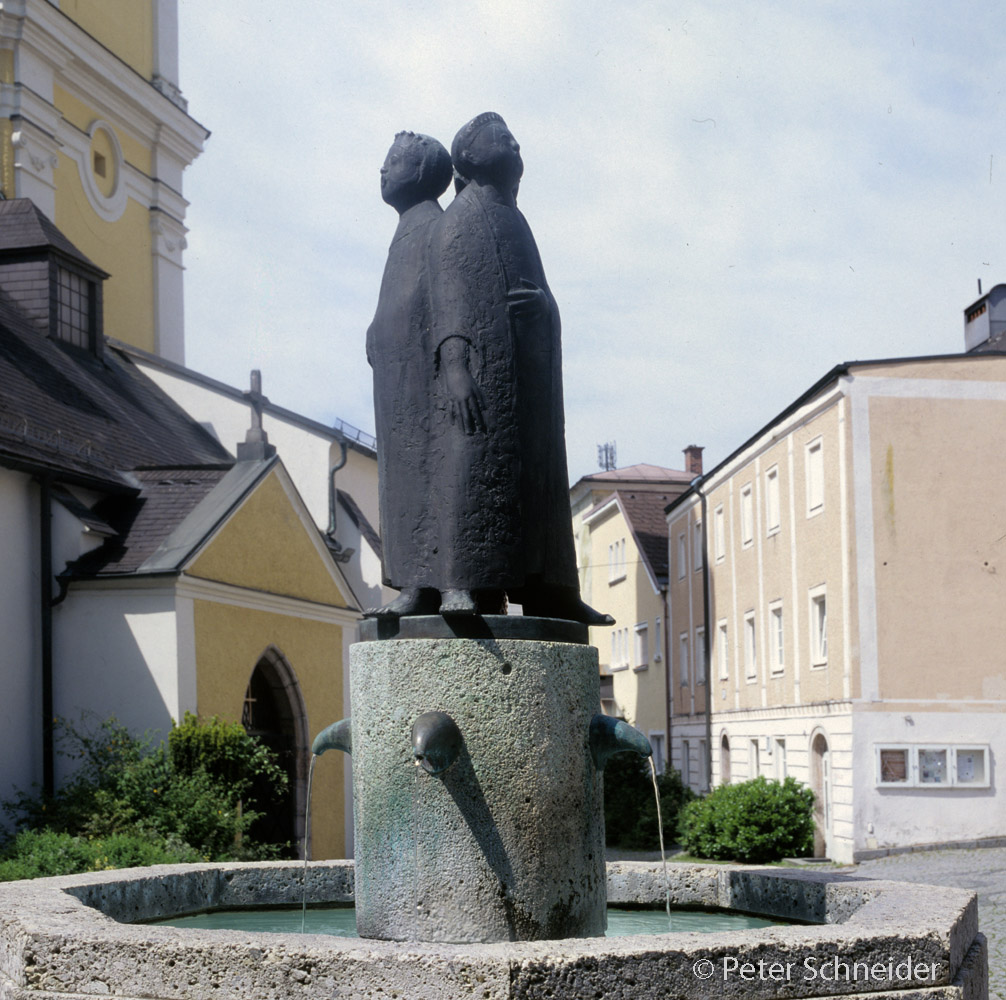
[69,467,231,575]
[616,488,687,587]
[584,463,691,483]
[337,488,382,559]
[0,199,106,273]
[0,288,232,488]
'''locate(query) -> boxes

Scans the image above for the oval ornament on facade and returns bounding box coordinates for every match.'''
[79,120,127,222]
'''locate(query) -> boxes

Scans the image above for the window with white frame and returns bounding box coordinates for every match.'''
[679,632,690,686]
[809,586,828,667]
[774,738,787,780]
[649,732,665,774]
[677,531,686,578]
[875,744,990,788]
[698,738,709,790]
[744,611,757,680]
[806,437,824,516]
[610,627,630,670]
[653,617,662,661]
[769,601,784,674]
[765,465,780,534]
[682,740,692,785]
[609,538,627,583]
[695,627,706,684]
[714,504,725,562]
[717,620,729,680]
[693,519,703,570]
[633,622,649,670]
[740,484,754,546]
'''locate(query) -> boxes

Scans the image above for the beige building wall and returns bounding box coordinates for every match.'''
[583,499,668,768]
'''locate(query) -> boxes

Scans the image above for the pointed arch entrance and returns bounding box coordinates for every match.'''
[810,730,831,859]
[720,732,731,784]
[242,646,309,858]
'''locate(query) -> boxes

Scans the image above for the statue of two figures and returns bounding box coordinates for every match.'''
[366,113,613,627]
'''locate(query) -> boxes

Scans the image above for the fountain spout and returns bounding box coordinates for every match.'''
[411,711,463,775]
[589,714,651,770]
[312,718,352,756]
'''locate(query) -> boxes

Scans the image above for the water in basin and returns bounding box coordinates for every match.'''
[152,905,780,938]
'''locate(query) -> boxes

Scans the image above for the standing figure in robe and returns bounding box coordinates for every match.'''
[424,112,613,625]
[366,131,453,617]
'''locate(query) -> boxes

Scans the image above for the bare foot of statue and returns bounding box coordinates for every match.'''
[439,589,478,615]
[520,586,616,626]
[365,587,437,618]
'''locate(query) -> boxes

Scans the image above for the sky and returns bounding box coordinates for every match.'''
[176,1,1006,482]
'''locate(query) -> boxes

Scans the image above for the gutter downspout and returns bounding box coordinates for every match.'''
[695,477,713,792]
[326,439,349,542]
[38,477,54,797]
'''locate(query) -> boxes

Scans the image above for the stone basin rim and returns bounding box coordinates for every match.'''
[0,860,984,999]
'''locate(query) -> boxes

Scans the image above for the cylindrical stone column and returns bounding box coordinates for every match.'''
[349,620,605,942]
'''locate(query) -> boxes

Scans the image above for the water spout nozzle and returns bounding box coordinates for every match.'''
[589,714,652,770]
[411,711,463,775]
[311,718,352,757]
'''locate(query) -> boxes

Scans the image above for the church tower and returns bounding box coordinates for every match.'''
[0,0,206,362]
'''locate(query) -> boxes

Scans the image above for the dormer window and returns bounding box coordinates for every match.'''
[56,266,96,350]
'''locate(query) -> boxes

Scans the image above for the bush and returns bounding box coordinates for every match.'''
[679,776,815,863]
[0,713,289,880]
[603,752,695,850]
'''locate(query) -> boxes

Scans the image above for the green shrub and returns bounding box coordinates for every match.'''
[0,829,201,882]
[1,713,290,873]
[679,776,815,863]
[603,753,695,850]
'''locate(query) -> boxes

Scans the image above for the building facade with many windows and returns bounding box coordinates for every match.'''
[667,350,1006,862]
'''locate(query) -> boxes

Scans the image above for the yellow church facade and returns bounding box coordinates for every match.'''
[0,0,206,361]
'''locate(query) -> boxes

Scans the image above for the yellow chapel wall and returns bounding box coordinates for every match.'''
[192,601,347,860]
[51,84,155,351]
[56,0,155,79]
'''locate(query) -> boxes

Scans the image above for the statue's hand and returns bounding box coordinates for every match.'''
[507,279,549,321]
[445,361,486,435]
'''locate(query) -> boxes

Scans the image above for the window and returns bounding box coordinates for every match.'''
[774,738,787,780]
[717,621,729,680]
[810,586,828,667]
[713,504,725,562]
[633,623,649,671]
[875,745,989,788]
[653,618,662,661]
[765,466,780,534]
[57,267,94,350]
[749,738,760,778]
[677,532,686,578]
[740,484,754,546]
[744,611,757,680]
[650,732,665,774]
[769,602,784,674]
[695,627,706,684]
[682,740,691,785]
[693,520,703,570]
[679,632,690,686]
[610,627,630,670]
[806,437,824,516]
[608,538,626,583]
[698,738,709,790]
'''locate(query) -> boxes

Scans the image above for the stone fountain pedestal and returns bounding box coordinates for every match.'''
[350,616,605,942]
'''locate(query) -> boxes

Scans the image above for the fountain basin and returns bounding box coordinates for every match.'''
[0,860,987,999]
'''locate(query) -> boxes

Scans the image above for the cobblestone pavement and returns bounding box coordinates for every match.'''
[852,847,1006,1000]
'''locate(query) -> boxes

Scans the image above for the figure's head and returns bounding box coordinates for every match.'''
[451,112,523,191]
[380,131,452,212]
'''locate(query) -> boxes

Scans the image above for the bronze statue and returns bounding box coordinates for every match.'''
[367,115,612,626]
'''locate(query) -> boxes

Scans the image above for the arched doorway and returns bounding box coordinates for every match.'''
[810,731,831,858]
[241,647,309,858]
[720,733,731,784]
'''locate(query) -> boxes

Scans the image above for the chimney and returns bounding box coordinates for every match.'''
[684,444,704,476]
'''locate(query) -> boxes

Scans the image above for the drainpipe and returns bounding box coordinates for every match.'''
[325,438,349,542]
[38,477,54,797]
[695,477,713,792]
